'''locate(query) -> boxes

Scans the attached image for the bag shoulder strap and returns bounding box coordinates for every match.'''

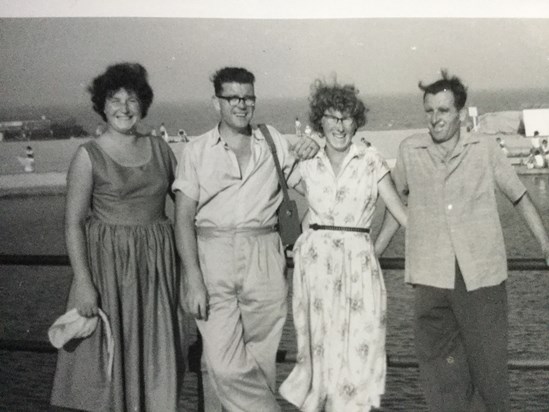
[258,124,291,203]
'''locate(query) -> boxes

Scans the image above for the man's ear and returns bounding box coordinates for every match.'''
[459,108,467,122]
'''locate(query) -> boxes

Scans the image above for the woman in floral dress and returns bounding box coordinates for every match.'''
[280,79,407,411]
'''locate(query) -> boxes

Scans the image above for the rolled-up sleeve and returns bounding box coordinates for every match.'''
[172,144,199,200]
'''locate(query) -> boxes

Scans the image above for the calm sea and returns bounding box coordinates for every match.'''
[1,88,549,137]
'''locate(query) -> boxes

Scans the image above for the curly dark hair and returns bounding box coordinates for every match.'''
[210,67,255,95]
[418,69,468,111]
[308,79,367,134]
[88,63,154,122]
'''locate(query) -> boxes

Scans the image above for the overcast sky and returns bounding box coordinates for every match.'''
[1,2,549,107]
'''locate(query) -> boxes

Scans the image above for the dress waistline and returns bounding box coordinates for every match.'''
[309,223,370,233]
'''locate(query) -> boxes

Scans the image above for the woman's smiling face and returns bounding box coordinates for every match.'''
[104,88,141,134]
[321,108,356,153]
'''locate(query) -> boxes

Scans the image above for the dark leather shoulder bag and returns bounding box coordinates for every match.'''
[258,124,302,249]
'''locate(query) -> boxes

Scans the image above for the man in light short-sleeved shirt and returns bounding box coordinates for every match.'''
[173,67,318,412]
[376,71,549,412]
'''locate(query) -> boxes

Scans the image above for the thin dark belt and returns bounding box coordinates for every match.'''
[309,223,370,233]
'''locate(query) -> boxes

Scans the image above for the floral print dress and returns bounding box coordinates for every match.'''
[280,143,389,412]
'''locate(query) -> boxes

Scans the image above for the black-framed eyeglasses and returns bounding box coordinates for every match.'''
[323,113,354,127]
[216,95,256,107]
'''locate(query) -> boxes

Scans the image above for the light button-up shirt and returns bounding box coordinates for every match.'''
[392,131,526,291]
[172,125,297,228]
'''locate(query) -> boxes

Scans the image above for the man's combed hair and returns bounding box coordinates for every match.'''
[88,62,154,121]
[418,69,468,110]
[308,78,368,133]
[211,67,255,95]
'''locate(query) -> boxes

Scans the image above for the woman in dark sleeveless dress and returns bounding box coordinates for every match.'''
[51,63,182,411]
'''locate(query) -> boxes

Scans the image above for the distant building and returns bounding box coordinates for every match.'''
[0,118,87,140]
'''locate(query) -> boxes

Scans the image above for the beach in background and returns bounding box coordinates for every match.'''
[0,130,414,179]
[2,87,546,178]
[2,88,549,138]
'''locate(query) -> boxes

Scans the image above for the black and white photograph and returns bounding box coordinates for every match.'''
[1,1,549,410]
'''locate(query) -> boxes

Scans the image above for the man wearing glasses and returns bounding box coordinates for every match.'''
[173,67,318,411]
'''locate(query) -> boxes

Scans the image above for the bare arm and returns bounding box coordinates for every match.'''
[280,132,311,188]
[166,145,178,202]
[374,174,407,257]
[65,147,97,317]
[174,191,209,320]
[514,193,549,265]
[378,174,407,227]
[292,181,306,197]
[374,210,400,258]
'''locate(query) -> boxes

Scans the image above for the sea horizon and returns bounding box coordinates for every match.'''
[1,87,549,138]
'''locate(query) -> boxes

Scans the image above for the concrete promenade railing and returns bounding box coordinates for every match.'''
[0,129,422,176]
[1,253,549,372]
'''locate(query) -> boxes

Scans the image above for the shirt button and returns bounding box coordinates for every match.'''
[447,204,453,211]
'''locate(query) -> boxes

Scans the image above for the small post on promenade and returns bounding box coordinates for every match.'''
[468,106,479,132]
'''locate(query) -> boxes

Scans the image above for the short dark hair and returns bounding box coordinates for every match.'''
[211,67,255,95]
[88,63,154,122]
[308,79,367,133]
[418,69,468,111]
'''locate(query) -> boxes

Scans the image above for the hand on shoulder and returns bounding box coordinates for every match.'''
[293,136,320,160]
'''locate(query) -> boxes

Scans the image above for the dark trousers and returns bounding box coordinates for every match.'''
[414,265,510,412]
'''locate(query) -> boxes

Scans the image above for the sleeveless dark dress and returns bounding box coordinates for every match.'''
[51,136,180,411]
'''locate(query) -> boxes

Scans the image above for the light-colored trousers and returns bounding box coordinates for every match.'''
[196,227,288,412]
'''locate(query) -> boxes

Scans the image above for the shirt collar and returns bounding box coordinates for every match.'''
[208,123,261,147]
[411,129,481,149]
[252,126,265,141]
[208,125,223,147]
[315,141,366,161]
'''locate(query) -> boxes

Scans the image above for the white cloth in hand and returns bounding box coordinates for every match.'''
[48,308,114,379]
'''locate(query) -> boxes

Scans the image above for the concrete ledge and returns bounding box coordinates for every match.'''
[515,166,549,175]
[0,172,66,198]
